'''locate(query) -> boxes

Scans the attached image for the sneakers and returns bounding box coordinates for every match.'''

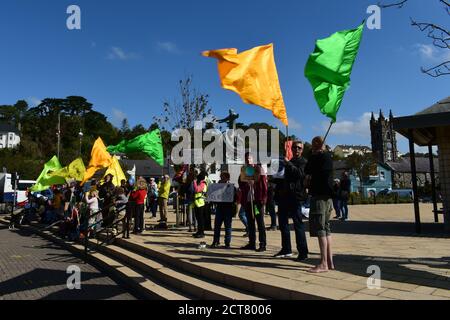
[210,242,220,248]
[267,226,277,231]
[273,251,293,258]
[296,254,308,262]
[240,243,256,250]
[193,233,205,239]
[256,246,266,253]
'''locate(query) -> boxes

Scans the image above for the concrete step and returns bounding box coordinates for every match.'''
[97,243,263,300]
[114,237,333,300]
[0,218,190,300]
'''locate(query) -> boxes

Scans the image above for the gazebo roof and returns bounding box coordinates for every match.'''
[392,96,450,146]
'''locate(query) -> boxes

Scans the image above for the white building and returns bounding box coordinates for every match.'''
[0,123,20,149]
[333,145,372,158]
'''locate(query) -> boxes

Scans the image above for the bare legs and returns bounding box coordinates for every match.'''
[309,235,334,273]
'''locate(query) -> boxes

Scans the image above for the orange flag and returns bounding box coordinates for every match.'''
[81,137,113,185]
[203,44,289,126]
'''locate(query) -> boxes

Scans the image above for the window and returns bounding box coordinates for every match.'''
[380,171,386,181]
[9,134,13,140]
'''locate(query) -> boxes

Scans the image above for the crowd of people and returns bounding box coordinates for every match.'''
[16,135,344,273]
[19,173,173,241]
[174,136,343,273]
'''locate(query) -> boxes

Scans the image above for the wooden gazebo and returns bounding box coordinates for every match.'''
[392,96,450,233]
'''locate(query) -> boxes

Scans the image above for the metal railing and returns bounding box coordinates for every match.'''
[83,203,128,255]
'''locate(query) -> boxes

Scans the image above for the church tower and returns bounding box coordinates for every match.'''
[370,109,398,163]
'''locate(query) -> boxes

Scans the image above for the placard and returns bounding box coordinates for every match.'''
[207,183,235,203]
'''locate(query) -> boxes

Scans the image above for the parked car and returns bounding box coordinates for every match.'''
[378,189,413,199]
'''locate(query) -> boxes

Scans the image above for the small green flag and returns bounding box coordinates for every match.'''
[31,156,67,192]
[108,129,164,166]
[305,23,364,123]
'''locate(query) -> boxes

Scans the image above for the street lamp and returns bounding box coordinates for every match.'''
[78,130,83,156]
[57,112,61,159]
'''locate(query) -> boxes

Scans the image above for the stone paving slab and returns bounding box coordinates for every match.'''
[131,203,450,300]
[0,225,135,300]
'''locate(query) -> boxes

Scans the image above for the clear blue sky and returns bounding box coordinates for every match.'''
[0,0,448,152]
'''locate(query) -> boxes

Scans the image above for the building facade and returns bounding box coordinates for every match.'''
[333,145,372,158]
[370,110,399,163]
[0,123,20,149]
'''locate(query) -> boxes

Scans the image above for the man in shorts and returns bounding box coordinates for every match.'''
[305,136,335,273]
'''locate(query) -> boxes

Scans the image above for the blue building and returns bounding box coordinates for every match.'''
[334,161,393,197]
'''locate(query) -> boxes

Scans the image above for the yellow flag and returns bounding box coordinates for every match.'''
[82,138,112,185]
[103,157,126,187]
[68,158,86,181]
[203,44,288,126]
[49,158,86,182]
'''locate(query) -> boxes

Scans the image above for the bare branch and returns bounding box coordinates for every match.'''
[411,18,450,49]
[378,0,409,8]
[441,0,450,15]
[421,61,450,77]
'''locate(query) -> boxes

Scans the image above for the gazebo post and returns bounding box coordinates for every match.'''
[428,144,438,223]
[409,130,421,234]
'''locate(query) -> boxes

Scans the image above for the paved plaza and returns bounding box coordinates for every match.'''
[0,225,135,300]
[132,203,450,300]
[0,203,449,300]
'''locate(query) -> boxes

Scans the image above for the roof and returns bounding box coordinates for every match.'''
[386,158,439,174]
[0,123,20,134]
[416,96,450,115]
[393,96,450,146]
[121,159,175,177]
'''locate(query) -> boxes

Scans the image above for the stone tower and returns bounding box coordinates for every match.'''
[370,110,398,163]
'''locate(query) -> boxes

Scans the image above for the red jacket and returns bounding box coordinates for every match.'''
[130,189,147,205]
[238,165,268,206]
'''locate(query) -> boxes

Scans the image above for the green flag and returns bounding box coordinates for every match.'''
[107,129,164,166]
[31,156,67,192]
[305,23,364,123]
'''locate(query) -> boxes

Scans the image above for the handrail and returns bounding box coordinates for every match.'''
[84,204,128,255]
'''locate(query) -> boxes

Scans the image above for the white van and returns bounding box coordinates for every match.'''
[0,174,36,205]
[17,180,37,204]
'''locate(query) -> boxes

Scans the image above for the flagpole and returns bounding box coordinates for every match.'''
[323,121,333,145]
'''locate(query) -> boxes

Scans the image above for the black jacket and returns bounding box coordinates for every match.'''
[281,157,307,202]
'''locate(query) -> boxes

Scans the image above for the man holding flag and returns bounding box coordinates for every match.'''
[304,22,364,273]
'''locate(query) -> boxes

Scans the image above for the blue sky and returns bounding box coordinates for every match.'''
[0,0,448,152]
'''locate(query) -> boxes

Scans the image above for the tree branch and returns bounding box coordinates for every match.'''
[421,61,450,77]
[411,18,450,49]
[378,0,409,8]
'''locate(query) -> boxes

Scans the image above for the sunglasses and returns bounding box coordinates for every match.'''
[292,146,303,150]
